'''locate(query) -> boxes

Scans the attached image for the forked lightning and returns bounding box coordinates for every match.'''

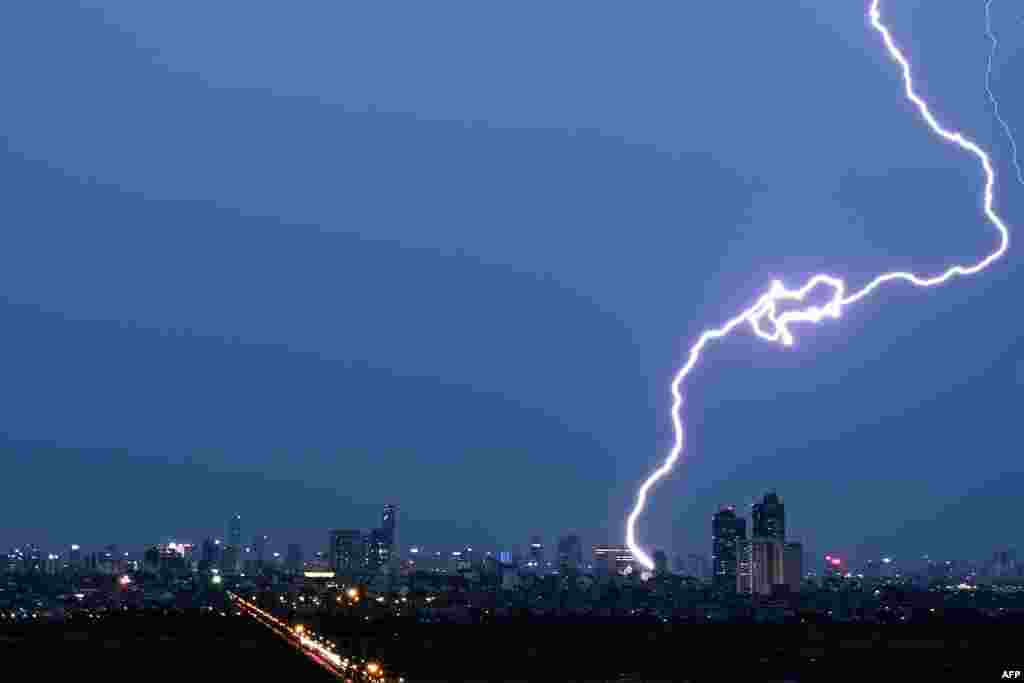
[626,0,1018,571]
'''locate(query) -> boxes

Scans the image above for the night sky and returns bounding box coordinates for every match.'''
[2,1,1022,563]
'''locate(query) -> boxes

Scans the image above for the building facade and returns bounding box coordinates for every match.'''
[329,529,364,577]
[751,538,785,595]
[557,534,583,572]
[784,542,803,592]
[751,491,785,541]
[712,506,746,592]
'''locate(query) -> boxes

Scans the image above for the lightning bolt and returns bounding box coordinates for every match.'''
[626,0,1017,571]
[986,0,1024,187]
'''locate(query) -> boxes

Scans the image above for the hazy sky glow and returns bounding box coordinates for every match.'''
[1,1,1022,561]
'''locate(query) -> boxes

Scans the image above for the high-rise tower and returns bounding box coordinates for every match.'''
[712,505,746,592]
[751,491,785,541]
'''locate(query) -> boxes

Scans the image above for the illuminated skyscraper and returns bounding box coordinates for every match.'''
[751,537,784,595]
[749,492,788,595]
[381,504,398,571]
[222,514,242,573]
[528,536,544,569]
[737,540,753,594]
[751,491,785,541]
[712,505,746,592]
[329,529,364,576]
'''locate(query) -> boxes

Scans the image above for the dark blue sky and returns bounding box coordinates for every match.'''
[2,1,1022,562]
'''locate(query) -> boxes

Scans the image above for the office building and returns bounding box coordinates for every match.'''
[528,536,544,569]
[751,537,785,595]
[712,505,746,592]
[784,542,803,592]
[751,491,785,541]
[557,534,583,572]
[286,543,303,575]
[329,529,365,576]
[380,504,398,571]
[200,538,220,570]
[737,539,753,593]
[222,514,242,573]
[69,544,82,569]
[253,535,269,569]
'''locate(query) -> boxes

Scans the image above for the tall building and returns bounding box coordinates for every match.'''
[253,535,269,569]
[751,537,785,595]
[380,504,398,571]
[751,491,785,541]
[528,536,544,569]
[363,529,392,572]
[223,514,242,573]
[712,506,746,592]
[745,492,789,595]
[557,534,583,572]
[737,540,753,593]
[228,514,242,548]
[286,543,303,575]
[68,544,82,569]
[329,530,364,576]
[784,542,803,592]
[200,538,220,569]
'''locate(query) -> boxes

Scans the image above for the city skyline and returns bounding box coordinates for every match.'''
[7,489,1020,577]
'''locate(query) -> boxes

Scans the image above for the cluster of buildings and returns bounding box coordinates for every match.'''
[4,543,132,576]
[712,491,803,596]
[327,504,399,581]
[10,492,1024,599]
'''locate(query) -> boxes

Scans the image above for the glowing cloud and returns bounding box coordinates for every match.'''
[626,0,1016,570]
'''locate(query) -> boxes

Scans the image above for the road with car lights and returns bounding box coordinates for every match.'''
[229,592,400,682]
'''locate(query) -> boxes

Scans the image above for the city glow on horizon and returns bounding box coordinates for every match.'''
[626,0,1018,570]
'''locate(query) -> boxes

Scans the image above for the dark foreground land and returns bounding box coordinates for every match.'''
[0,610,337,681]
[7,613,1024,681]
[309,617,1024,682]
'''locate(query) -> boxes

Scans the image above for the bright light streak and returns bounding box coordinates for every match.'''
[625,0,1017,570]
[986,0,1024,187]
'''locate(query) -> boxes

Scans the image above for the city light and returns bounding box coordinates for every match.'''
[625,0,1015,570]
